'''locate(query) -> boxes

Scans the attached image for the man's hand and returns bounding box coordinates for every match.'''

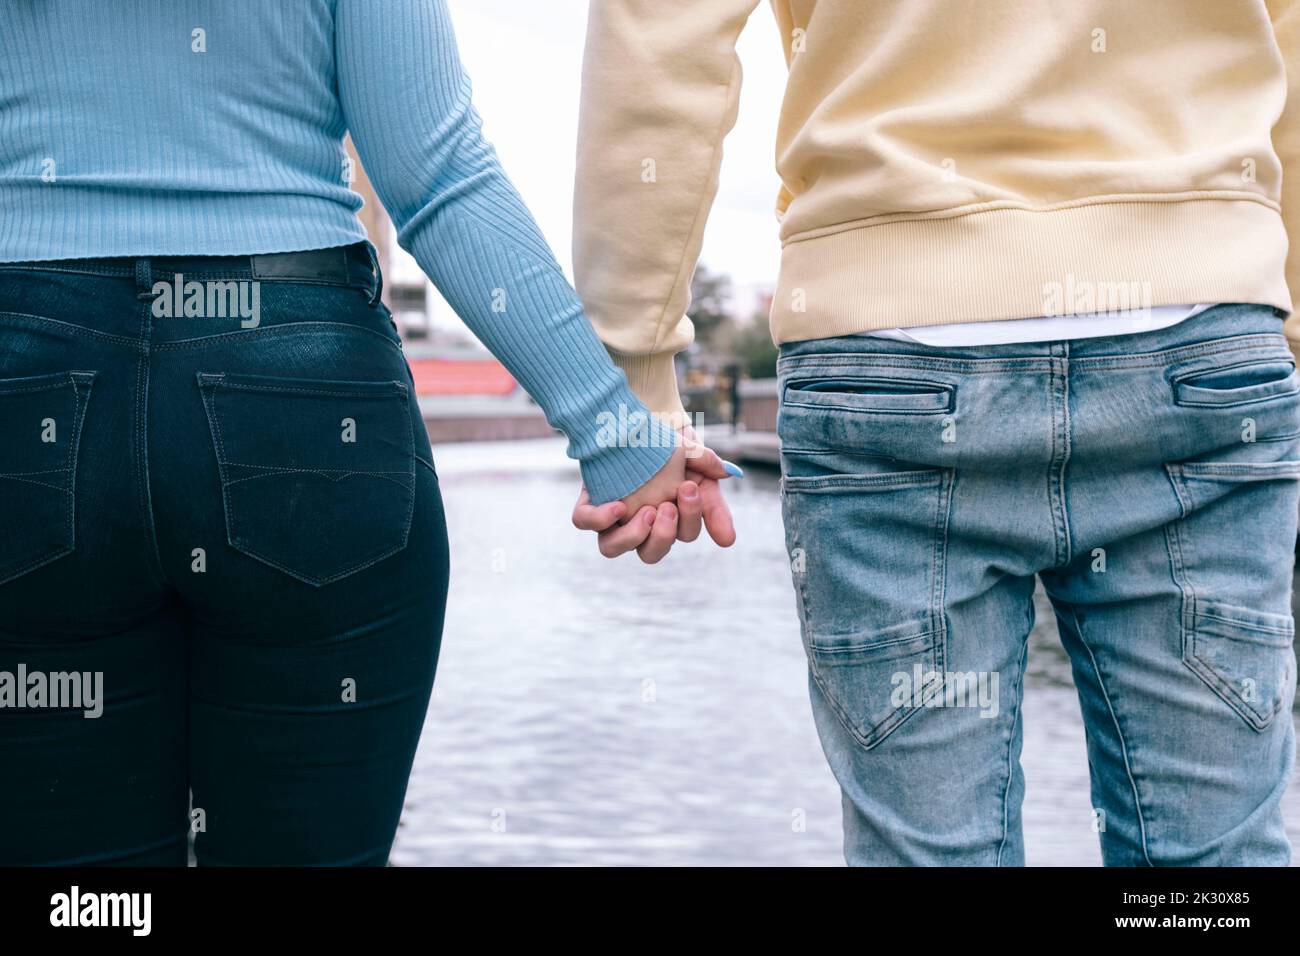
[571,432,738,563]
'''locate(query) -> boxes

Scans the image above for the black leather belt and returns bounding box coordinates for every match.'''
[0,241,384,304]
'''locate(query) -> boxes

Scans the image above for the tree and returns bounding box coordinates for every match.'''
[687,264,733,347]
[733,316,778,379]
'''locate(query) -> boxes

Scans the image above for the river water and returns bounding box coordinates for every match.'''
[390,438,1300,866]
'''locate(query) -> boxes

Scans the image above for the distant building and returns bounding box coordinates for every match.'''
[346,141,550,443]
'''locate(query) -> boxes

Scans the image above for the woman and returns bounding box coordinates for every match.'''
[0,0,731,866]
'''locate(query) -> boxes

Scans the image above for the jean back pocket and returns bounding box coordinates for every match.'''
[781,468,952,749]
[198,372,415,587]
[0,371,95,585]
[1184,601,1294,731]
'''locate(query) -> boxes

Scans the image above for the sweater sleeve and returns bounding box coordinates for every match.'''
[1268,0,1300,361]
[573,0,761,421]
[334,0,675,503]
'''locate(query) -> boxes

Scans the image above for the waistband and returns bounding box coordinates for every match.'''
[779,302,1289,365]
[0,242,382,305]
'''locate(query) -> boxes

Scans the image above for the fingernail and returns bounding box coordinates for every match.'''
[722,460,745,478]
[612,502,627,517]
[644,508,656,526]
[682,483,699,501]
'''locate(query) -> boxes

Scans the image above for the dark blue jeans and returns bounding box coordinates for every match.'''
[0,244,450,865]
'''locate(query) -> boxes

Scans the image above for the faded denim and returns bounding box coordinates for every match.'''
[779,304,1300,866]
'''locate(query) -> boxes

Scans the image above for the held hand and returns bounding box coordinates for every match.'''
[571,432,739,563]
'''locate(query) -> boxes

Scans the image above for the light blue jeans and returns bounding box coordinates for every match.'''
[778,304,1300,865]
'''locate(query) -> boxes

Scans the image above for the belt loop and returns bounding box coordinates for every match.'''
[364,241,383,306]
[134,258,155,301]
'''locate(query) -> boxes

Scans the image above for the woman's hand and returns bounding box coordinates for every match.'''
[571,431,738,563]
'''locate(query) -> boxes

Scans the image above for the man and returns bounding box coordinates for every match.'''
[571,0,1300,865]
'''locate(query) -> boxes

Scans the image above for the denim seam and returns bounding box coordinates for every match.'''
[1064,604,1155,866]
[807,628,943,656]
[1067,335,1289,370]
[1047,356,1074,567]
[1172,355,1297,384]
[0,466,68,475]
[775,335,1286,375]
[0,376,90,396]
[134,301,170,590]
[1173,388,1300,410]
[781,470,942,493]
[152,322,404,354]
[995,629,1031,867]
[932,470,954,674]
[779,355,1055,375]
[222,460,412,477]
[222,470,414,493]
[0,474,68,492]
[806,644,940,750]
[228,540,412,589]
[1185,641,1284,729]
[783,377,956,414]
[65,374,93,556]
[200,378,238,568]
[0,373,92,586]
[211,381,407,399]
[0,263,137,278]
[0,310,138,347]
[783,399,952,416]
[1172,460,1300,478]
[1197,609,1294,636]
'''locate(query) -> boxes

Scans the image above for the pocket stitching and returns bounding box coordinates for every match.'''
[781,469,944,493]
[784,377,955,416]
[1183,612,1291,732]
[0,371,94,586]
[1172,358,1299,408]
[198,374,415,587]
[807,634,943,750]
[1167,460,1300,484]
[786,468,954,750]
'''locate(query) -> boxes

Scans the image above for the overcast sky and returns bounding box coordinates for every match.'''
[391,0,788,322]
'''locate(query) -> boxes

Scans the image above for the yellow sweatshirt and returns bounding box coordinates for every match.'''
[573,0,1300,422]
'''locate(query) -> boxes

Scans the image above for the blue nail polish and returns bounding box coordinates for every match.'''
[723,460,745,478]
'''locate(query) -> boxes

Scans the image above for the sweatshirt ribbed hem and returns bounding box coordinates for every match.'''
[609,351,688,425]
[771,198,1293,343]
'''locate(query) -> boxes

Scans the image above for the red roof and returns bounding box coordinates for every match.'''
[408,357,518,397]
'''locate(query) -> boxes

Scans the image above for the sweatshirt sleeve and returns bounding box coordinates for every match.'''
[334,0,675,503]
[1268,0,1300,360]
[573,0,761,423]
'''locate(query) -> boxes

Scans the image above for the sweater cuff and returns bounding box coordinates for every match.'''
[577,384,679,504]
[610,351,691,429]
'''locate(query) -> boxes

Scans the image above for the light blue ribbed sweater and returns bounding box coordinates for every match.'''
[0,0,675,502]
